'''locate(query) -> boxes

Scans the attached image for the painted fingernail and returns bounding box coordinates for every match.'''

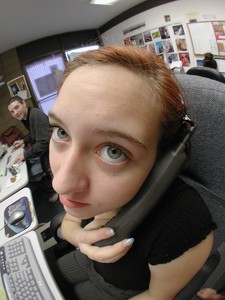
[106,228,115,236]
[123,238,134,247]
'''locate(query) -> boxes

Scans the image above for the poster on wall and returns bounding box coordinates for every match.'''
[7,75,31,99]
[213,21,225,55]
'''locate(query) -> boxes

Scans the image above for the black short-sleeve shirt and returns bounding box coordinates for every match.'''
[94,177,216,290]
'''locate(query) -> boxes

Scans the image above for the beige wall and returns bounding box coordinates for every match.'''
[101,0,225,72]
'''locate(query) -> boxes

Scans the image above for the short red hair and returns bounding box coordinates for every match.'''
[60,46,186,153]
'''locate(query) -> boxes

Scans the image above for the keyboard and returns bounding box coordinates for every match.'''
[0,234,59,300]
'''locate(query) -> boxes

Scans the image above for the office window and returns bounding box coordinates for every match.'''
[65,45,99,62]
[24,54,65,115]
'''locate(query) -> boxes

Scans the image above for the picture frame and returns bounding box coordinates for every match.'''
[7,75,31,99]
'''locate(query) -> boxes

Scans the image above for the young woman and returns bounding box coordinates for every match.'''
[48,46,216,299]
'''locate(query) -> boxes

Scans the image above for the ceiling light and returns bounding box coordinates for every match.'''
[90,0,120,5]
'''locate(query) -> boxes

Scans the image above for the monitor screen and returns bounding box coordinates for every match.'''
[196,59,203,66]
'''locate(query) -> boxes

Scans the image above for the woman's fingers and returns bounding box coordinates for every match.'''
[77,227,115,245]
[79,236,134,263]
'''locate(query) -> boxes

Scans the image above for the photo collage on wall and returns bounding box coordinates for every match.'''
[213,21,225,55]
[123,23,190,67]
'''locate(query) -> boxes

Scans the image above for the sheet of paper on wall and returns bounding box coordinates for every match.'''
[18,90,27,100]
[170,61,182,69]
[215,58,225,73]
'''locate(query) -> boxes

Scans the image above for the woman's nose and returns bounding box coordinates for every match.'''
[52,148,89,195]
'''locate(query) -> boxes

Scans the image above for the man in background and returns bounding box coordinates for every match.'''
[203,52,218,70]
[8,96,58,202]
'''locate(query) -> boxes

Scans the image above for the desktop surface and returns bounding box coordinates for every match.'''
[0,146,28,202]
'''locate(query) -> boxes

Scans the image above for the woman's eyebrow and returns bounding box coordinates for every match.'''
[48,111,147,150]
[48,111,62,124]
[94,129,147,150]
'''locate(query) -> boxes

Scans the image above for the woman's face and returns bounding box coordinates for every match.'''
[49,65,161,219]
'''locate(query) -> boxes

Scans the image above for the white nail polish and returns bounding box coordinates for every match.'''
[123,238,134,247]
[107,228,115,236]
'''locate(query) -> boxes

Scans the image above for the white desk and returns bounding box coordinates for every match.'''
[0,187,38,245]
[0,146,28,202]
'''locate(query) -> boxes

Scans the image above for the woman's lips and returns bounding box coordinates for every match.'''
[59,195,88,208]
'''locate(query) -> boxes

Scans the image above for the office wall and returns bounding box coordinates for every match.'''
[17,30,100,64]
[0,30,100,138]
[101,0,225,70]
[1,0,225,138]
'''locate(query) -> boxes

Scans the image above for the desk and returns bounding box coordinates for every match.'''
[0,187,38,245]
[0,146,28,202]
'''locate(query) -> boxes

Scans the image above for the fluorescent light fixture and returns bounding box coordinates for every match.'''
[90,0,120,5]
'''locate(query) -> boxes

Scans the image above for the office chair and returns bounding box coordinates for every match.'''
[186,66,225,83]
[27,150,54,194]
[0,126,24,146]
[174,74,225,299]
[49,74,225,299]
[39,150,52,177]
[38,150,57,194]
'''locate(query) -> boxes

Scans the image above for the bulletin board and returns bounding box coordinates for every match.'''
[7,75,31,99]
[188,21,225,56]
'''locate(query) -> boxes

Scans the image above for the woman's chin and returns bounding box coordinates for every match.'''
[64,205,94,220]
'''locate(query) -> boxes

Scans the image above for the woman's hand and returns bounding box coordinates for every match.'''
[61,213,134,263]
[76,225,134,263]
[13,140,24,150]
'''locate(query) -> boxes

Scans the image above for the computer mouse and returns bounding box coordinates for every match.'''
[0,210,26,231]
[8,210,25,225]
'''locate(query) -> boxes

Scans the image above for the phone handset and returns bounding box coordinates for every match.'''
[95,124,195,247]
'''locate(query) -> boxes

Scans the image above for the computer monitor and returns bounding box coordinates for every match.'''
[196,59,203,66]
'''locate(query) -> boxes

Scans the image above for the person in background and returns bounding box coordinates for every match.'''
[8,96,58,202]
[197,288,225,299]
[203,52,218,70]
[48,46,216,299]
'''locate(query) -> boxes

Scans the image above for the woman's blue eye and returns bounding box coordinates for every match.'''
[99,145,127,163]
[52,127,68,141]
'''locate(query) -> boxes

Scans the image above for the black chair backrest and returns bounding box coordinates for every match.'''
[175,74,225,299]
[186,66,225,83]
[176,74,225,249]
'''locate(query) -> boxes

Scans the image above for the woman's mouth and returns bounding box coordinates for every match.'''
[59,195,88,208]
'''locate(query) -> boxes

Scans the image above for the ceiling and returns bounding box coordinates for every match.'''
[0,0,148,54]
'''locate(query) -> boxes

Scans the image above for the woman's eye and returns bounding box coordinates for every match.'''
[52,127,68,141]
[98,145,127,163]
